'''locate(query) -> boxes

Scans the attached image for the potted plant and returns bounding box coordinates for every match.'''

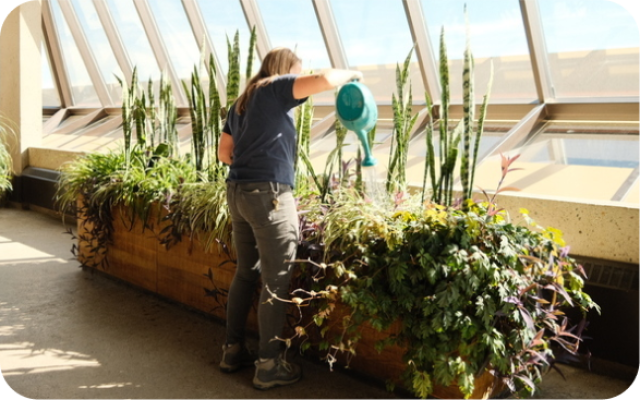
[56,29,258,320]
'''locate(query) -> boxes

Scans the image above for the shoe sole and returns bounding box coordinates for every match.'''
[252,375,301,390]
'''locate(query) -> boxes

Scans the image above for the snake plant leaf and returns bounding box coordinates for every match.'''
[460,28,474,205]
[439,27,450,159]
[226,30,241,106]
[246,25,257,81]
[401,47,413,109]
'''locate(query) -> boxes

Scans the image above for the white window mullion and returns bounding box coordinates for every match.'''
[312,0,348,69]
[133,0,188,106]
[402,0,440,105]
[92,0,134,85]
[181,0,227,105]
[239,0,272,59]
[519,0,554,103]
[41,0,73,107]
[58,0,113,107]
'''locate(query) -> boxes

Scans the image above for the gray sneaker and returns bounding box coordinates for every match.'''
[219,343,257,373]
[253,356,302,390]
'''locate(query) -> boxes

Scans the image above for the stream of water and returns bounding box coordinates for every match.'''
[362,165,386,206]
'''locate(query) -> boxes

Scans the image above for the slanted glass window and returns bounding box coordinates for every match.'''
[257,0,332,103]
[421,0,537,104]
[401,121,513,187]
[148,0,201,80]
[537,0,639,99]
[106,0,160,83]
[197,0,252,81]
[50,0,99,107]
[476,121,640,203]
[330,0,425,104]
[71,0,122,102]
[256,0,330,71]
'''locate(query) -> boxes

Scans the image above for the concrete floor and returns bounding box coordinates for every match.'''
[0,206,637,399]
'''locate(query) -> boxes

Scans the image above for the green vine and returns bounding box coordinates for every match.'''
[291,188,599,398]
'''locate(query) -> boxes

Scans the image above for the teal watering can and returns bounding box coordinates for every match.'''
[335,81,378,167]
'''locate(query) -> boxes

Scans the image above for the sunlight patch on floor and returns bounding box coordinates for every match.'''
[0,241,66,264]
[0,343,100,376]
[78,382,138,389]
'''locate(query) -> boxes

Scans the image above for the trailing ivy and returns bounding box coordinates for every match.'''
[293,192,599,399]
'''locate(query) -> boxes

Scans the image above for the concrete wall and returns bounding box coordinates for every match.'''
[495,192,639,265]
[0,0,42,175]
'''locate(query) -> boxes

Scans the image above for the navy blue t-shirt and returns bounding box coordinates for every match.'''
[223,74,307,188]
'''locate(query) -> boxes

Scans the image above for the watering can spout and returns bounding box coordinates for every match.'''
[356,130,377,167]
[335,81,379,167]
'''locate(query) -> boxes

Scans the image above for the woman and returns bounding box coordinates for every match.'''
[217,47,362,390]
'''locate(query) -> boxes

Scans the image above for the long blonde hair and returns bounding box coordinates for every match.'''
[235,47,301,115]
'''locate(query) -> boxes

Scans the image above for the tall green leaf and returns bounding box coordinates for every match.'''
[246,25,257,81]
[226,30,241,106]
[460,14,474,206]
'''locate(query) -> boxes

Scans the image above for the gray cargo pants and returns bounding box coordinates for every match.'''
[224,181,298,359]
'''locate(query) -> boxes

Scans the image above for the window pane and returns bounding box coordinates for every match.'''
[41,42,60,107]
[476,122,639,202]
[197,0,251,79]
[422,0,537,103]
[71,0,123,102]
[256,0,330,71]
[256,0,332,103]
[402,122,513,187]
[331,0,425,103]
[50,0,99,106]
[106,0,160,83]
[538,0,639,99]
[148,0,201,80]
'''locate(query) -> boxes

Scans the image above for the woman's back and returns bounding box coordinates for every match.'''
[225,74,306,188]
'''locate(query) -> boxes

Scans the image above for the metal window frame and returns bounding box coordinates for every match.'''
[612,167,640,202]
[477,103,548,163]
[239,0,271,59]
[312,0,348,69]
[57,0,113,107]
[42,108,69,136]
[41,0,73,107]
[50,109,107,135]
[181,0,227,105]
[93,0,134,84]
[519,0,554,103]
[132,0,187,106]
[402,0,440,105]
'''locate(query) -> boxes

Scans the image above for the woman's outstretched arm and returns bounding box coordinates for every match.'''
[292,69,364,100]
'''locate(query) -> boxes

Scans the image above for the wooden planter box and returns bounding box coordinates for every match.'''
[76,202,504,399]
